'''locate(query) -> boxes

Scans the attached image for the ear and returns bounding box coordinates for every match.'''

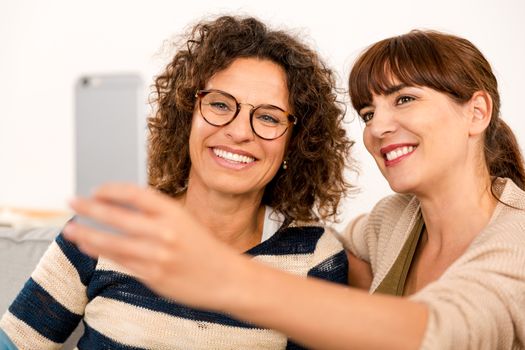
[467,91,492,137]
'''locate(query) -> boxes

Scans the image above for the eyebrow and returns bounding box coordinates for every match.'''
[383,83,408,96]
[359,83,409,111]
[209,88,289,111]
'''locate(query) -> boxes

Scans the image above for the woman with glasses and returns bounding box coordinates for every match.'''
[0,16,353,349]
[61,30,524,349]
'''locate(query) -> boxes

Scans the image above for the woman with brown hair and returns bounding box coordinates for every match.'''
[0,16,353,349]
[61,30,524,349]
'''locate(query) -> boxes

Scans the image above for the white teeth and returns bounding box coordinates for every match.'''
[385,146,415,161]
[213,148,255,164]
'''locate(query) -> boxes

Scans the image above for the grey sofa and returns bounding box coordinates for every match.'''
[0,227,82,349]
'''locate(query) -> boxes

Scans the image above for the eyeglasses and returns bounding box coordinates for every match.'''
[195,89,297,140]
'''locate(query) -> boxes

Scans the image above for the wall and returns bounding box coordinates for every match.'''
[1,0,524,229]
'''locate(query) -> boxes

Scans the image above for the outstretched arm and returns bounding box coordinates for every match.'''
[220,251,427,350]
[63,183,428,350]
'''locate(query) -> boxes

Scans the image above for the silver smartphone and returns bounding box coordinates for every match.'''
[74,74,147,230]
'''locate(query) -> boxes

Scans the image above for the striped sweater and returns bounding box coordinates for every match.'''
[1,225,347,349]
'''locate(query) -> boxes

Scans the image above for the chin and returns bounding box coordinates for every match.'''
[208,178,259,196]
[386,178,417,194]
[209,181,246,194]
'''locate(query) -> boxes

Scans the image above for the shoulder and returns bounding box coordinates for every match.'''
[263,224,345,260]
[250,224,348,284]
[349,192,416,239]
[411,210,525,348]
[285,223,345,256]
[476,178,525,246]
[454,207,525,274]
[473,208,525,250]
[251,224,326,256]
[369,193,415,224]
[341,193,417,259]
[306,225,348,284]
[493,177,525,211]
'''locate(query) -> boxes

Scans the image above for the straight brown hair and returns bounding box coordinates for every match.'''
[349,30,525,190]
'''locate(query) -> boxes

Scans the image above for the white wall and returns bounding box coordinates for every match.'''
[1,0,524,229]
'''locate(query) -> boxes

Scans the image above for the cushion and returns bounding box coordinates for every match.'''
[0,227,84,349]
[0,226,60,314]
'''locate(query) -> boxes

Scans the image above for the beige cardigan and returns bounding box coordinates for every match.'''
[342,178,525,349]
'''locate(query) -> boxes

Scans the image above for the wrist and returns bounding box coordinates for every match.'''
[214,254,275,316]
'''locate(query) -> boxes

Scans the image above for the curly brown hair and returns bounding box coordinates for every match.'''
[149,15,354,223]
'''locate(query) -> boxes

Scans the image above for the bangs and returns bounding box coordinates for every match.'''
[349,31,462,112]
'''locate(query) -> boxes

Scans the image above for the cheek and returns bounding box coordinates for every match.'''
[189,113,217,143]
[363,128,375,155]
[190,113,204,135]
[188,115,212,162]
[188,117,199,155]
[261,139,288,168]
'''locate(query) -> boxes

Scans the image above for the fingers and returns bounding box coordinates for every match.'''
[63,220,185,287]
[63,221,164,276]
[69,196,159,238]
[90,183,184,217]
[71,183,206,243]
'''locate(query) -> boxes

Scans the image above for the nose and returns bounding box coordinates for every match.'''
[222,104,255,143]
[367,106,397,139]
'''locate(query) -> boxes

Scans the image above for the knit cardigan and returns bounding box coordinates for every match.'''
[342,178,525,349]
[1,225,348,350]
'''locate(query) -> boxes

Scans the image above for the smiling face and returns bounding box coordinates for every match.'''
[187,57,292,198]
[360,83,473,195]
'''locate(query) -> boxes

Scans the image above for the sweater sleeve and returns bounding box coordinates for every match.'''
[341,193,413,263]
[0,232,97,349]
[340,214,370,260]
[410,220,525,350]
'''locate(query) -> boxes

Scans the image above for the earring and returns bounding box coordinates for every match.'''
[282,160,288,170]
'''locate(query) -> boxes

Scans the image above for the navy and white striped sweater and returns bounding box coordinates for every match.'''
[1,225,348,349]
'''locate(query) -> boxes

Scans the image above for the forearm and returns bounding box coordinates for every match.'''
[63,186,429,348]
[222,256,428,350]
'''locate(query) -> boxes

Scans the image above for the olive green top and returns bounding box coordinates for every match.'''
[373,218,425,296]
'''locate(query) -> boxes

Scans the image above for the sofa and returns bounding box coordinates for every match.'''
[0,226,83,349]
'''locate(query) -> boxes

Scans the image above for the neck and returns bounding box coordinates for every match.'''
[180,181,265,252]
[416,166,497,256]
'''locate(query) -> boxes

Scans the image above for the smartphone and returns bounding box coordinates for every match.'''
[74,74,147,231]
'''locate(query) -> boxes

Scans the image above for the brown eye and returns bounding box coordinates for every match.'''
[361,111,374,123]
[396,95,415,105]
